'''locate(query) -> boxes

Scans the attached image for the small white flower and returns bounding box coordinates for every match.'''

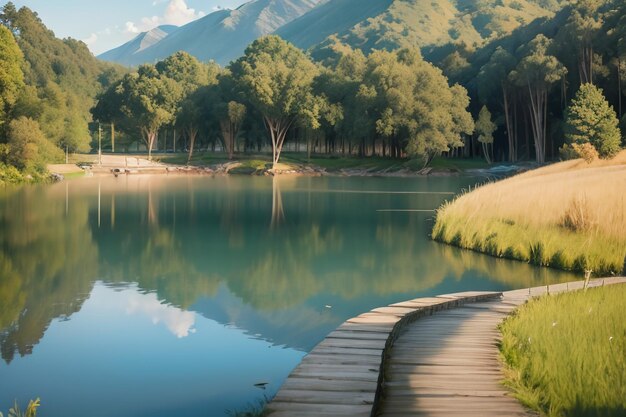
[552,321,557,327]
[609,336,614,342]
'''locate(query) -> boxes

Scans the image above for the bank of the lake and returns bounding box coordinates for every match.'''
[433,151,626,276]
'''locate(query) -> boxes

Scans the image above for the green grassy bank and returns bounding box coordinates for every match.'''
[499,285,626,417]
[432,151,626,276]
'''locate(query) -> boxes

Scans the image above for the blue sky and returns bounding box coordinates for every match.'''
[7,0,249,55]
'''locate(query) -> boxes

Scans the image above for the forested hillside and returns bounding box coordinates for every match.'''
[0,3,124,183]
[278,0,569,58]
[432,0,626,162]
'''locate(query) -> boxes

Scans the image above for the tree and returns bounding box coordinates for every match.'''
[565,83,621,158]
[231,36,322,168]
[478,47,518,161]
[219,101,247,160]
[362,48,473,165]
[0,24,24,128]
[476,106,497,164]
[5,117,62,172]
[155,51,213,95]
[108,65,182,160]
[554,0,602,85]
[510,35,567,163]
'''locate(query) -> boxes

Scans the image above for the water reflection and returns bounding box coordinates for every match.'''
[0,175,580,416]
[124,289,196,338]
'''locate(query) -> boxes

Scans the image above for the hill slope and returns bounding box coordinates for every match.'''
[277,0,568,57]
[99,0,324,66]
[98,25,178,64]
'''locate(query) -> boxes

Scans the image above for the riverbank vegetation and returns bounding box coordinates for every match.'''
[2,0,626,182]
[499,285,626,417]
[433,151,626,276]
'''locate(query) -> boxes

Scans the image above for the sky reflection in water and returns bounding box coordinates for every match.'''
[0,175,579,416]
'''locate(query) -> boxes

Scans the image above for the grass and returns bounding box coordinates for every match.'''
[499,285,626,417]
[432,151,626,276]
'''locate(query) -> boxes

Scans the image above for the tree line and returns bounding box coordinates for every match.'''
[92,35,474,168]
[1,0,626,182]
[439,0,626,162]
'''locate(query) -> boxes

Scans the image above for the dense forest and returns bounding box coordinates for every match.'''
[1,0,625,181]
[0,3,124,183]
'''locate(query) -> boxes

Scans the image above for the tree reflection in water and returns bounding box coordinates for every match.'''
[0,175,580,363]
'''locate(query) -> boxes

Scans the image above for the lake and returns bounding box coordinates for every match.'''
[0,175,578,417]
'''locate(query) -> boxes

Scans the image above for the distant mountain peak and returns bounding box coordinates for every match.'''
[98,24,178,63]
[98,0,325,67]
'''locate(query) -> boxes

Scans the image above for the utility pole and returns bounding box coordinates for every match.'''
[111,123,115,153]
[98,122,102,167]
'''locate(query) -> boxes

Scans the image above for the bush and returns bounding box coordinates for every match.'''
[6,117,62,173]
[572,142,598,163]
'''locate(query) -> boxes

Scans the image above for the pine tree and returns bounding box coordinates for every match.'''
[565,83,622,158]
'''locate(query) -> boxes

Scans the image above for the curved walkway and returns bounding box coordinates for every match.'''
[377,295,530,416]
[266,277,626,417]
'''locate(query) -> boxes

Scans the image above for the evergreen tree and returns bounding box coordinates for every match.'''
[565,83,621,158]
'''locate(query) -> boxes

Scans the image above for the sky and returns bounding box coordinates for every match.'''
[7,0,249,55]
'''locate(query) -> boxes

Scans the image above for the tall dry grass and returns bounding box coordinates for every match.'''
[433,151,626,275]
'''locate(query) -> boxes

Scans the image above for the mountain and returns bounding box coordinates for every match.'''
[98,25,178,64]
[98,0,324,67]
[277,0,569,59]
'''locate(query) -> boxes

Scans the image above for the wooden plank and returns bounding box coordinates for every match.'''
[273,389,375,405]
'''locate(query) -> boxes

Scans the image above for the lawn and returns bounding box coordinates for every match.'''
[432,151,626,276]
[499,284,626,417]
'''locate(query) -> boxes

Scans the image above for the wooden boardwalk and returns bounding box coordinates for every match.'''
[376,298,530,416]
[266,278,626,417]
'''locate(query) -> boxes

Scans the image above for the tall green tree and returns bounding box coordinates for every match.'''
[231,35,322,168]
[555,0,602,85]
[565,83,621,158]
[510,35,567,163]
[0,24,24,129]
[476,106,497,164]
[478,47,519,161]
[362,48,473,165]
[111,65,182,160]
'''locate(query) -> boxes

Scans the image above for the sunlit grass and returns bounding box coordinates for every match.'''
[432,151,626,276]
[499,285,626,417]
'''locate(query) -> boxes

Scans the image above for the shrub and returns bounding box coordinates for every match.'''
[571,142,599,163]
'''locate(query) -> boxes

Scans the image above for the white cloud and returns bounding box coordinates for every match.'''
[126,291,197,338]
[125,21,140,34]
[125,0,204,34]
[83,33,98,46]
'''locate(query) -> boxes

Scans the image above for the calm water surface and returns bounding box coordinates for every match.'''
[0,175,578,416]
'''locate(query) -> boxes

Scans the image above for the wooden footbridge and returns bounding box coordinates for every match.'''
[266,277,626,417]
